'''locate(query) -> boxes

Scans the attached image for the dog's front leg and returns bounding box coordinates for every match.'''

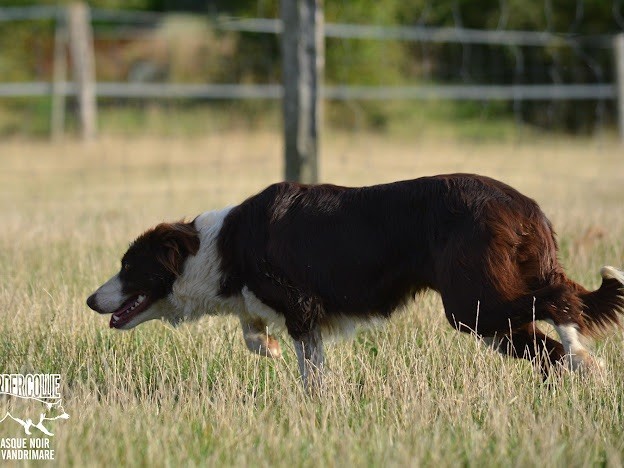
[240,316,282,358]
[293,325,324,394]
[33,414,54,437]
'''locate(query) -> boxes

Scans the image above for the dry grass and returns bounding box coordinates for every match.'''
[1,131,624,467]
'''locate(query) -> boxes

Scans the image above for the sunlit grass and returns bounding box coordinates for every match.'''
[1,131,623,466]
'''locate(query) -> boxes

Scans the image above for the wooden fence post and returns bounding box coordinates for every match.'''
[51,9,67,141]
[615,33,624,142]
[68,2,97,141]
[281,0,324,183]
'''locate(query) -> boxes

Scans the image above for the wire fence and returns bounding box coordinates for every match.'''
[0,4,622,138]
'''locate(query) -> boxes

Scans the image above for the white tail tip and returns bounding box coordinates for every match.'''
[601,266,624,283]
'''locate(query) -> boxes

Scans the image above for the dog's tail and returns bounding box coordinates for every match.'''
[575,266,624,336]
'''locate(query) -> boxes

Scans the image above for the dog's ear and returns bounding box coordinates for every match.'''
[154,222,200,277]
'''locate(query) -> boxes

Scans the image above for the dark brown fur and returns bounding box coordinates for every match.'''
[215,174,624,373]
[151,222,201,276]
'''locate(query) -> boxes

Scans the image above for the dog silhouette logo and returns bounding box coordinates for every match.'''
[0,374,69,437]
[0,396,69,436]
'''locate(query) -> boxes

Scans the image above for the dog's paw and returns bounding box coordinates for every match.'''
[568,350,605,376]
[245,333,282,358]
[265,336,282,358]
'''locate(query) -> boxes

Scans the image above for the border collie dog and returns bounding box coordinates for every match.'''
[87,174,624,390]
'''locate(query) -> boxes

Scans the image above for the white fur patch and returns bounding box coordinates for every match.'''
[553,323,583,355]
[242,287,286,332]
[601,265,624,284]
[168,207,245,324]
[551,322,604,371]
[321,314,384,341]
[91,274,126,313]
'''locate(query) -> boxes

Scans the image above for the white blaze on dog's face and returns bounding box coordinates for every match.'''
[86,222,200,330]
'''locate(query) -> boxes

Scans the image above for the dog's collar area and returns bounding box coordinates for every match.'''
[109,294,151,329]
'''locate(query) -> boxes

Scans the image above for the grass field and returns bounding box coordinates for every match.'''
[1,131,624,467]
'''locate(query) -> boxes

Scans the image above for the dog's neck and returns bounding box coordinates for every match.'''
[168,207,245,323]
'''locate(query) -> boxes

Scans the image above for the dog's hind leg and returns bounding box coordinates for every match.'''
[468,282,605,374]
[440,281,570,336]
[546,265,624,373]
[483,323,566,377]
[439,272,607,375]
[548,321,605,373]
[293,324,324,394]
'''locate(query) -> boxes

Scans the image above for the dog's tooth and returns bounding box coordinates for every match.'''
[138,295,146,303]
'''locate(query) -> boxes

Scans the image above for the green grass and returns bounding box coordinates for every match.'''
[1,131,624,466]
[0,98,529,142]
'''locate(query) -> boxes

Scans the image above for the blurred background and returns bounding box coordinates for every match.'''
[1,0,623,143]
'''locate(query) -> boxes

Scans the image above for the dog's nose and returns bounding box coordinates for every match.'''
[86,294,98,311]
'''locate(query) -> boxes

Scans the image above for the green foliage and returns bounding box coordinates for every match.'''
[0,20,53,81]
[0,0,621,135]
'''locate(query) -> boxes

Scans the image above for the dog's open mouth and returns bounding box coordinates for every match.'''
[109,294,152,329]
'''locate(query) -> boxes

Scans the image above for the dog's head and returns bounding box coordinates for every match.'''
[86,221,200,330]
[43,399,70,421]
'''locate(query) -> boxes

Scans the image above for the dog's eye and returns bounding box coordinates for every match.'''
[123,263,131,271]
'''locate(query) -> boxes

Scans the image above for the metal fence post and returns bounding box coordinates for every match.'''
[281,0,324,183]
[68,2,97,141]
